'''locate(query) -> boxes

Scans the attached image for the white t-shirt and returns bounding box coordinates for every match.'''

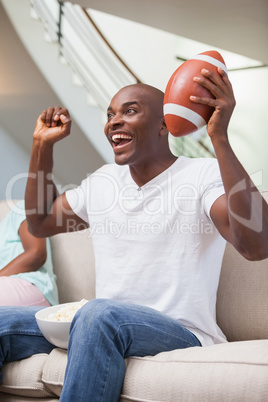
[66,157,227,346]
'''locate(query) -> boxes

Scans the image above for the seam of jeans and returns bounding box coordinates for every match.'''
[0,331,44,337]
[99,328,126,401]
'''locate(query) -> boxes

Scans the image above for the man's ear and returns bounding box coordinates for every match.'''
[160,118,169,137]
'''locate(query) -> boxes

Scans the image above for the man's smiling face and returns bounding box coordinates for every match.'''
[104,84,165,167]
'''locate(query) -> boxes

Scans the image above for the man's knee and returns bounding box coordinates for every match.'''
[72,299,130,331]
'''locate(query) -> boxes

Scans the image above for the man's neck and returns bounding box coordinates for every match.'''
[129,155,178,188]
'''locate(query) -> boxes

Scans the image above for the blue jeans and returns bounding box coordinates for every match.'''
[0,299,201,401]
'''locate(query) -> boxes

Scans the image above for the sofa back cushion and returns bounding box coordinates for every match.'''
[49,230,95,303]
[216,191,268,342]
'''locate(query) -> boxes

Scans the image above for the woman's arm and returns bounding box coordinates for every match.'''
[0,220,47,276]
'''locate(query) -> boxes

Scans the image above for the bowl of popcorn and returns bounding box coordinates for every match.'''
[35,299,88,349]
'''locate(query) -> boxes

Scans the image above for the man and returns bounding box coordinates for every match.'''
[1,67,268,401]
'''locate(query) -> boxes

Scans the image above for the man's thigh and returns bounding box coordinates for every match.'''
[76,299,201,358]
[110,301,202,357]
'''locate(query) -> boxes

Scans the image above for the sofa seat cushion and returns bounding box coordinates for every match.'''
[1,340,268,400]
[0,354,55,398]
[0,392,58,402]
[42,349,67,397]
[122,340,268,401]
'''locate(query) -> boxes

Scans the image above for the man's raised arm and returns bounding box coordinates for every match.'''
[25,107,88,237]
[191,68,268,261]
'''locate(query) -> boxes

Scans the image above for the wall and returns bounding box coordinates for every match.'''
[0,126,29,200]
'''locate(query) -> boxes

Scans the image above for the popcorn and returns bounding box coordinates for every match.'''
[46,299,88,322]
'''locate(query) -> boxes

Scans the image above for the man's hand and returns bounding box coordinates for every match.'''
[190,68,236,141]
[33,106,72,145]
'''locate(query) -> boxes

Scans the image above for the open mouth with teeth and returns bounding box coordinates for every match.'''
[111,134,133,148]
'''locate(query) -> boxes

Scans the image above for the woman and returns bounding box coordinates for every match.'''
[0,200,58,306]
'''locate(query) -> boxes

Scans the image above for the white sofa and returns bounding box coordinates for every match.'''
[0,196,268,401]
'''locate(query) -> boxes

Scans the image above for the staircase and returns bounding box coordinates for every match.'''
[31,0,216,159]
[4,0,215,164]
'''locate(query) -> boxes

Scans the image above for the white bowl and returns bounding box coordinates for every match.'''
[35,302,78,349]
